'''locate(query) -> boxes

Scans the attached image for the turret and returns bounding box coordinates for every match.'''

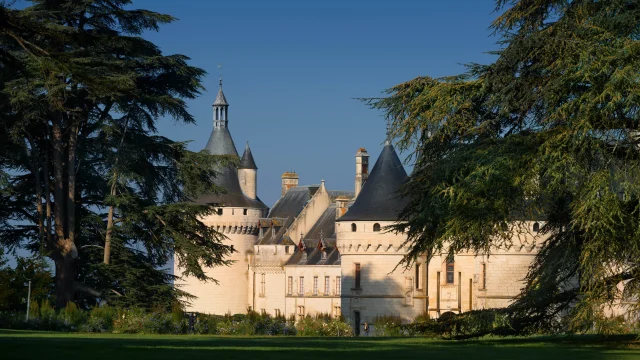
[239,142,258,200]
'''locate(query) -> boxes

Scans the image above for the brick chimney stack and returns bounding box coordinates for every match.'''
[354,148,369,198]
[281,171,299,196]
[335,196,350,219]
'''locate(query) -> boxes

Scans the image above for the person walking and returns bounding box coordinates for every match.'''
[363,321,370,336]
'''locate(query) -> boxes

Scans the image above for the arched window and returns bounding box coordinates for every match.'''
[533,222,540,232]
[351,223,357,232]
[373,223,381,232]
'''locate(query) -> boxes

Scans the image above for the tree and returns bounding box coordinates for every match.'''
[371,0,640,332]
[0,0,232,309]
[0,248,53,311]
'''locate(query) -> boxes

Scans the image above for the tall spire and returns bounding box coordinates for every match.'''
[213,71,229,128]
[385,118,392,145]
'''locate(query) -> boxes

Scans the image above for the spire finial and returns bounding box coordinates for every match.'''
[218,64,223,87]
[385,118,392,145]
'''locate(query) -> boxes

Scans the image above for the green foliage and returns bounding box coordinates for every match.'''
[79,305,118,333]
[295,314,353,337]
[0,253,53,312]
[372,314,404,336]
[0,0,231,309]
[370,0,640,333]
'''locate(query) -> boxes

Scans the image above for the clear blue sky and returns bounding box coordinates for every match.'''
[140,0,500,206]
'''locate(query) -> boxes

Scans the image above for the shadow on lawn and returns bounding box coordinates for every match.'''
[0,330,639,360]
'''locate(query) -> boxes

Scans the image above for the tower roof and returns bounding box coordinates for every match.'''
[338,143,409,221]
[204,125,238,156]
[196,80,267,210]
[239,142,258,169]
[213,79,228,106]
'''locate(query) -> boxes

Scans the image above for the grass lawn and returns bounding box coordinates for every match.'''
[1,330,639,360]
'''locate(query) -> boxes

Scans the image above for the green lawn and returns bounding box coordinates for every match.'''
[1,330,639,360]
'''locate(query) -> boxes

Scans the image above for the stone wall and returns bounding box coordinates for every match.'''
[173,206,262,315]
[284,265,342,318]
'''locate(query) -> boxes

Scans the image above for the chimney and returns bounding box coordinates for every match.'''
[335,196,350,219]
[281,171,299,196]
[354,148,369,198]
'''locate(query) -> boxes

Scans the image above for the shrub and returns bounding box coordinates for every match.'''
[58,302,87,330]
[296,315,352,337]
[372,314,404,336]
[80,305,117,333]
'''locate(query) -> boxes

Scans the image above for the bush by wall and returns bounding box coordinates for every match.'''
[0,304,350,336]
[296,313,353,337]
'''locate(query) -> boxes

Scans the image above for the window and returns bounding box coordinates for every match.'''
[415,263,421,289]
[298,306,305,317]
[355,263,361,289]
[533,222,540,232]
[333,306,341,317]
[324,276,330,296]
[285,246,290,254]
[336,276,341,295]
[351,223,357,232]
[299,276,304,295]
[261,309,266,315]
[274,309,281,317]
[217,208,223,215]
[313,276,318,296]
[373,223,381,232]
[482,263,487,290]
[243,208,248,215]
[446,258,455,284]
[260,273,266,296]
[287,276,293,295]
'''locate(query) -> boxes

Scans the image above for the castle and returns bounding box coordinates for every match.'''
[173,80,548,335]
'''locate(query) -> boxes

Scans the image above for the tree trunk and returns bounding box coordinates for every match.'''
[52,117,77,308]
[44,138,52,247]
[26,136,45,252]
[104,202,115,264]
[54,256,75,309]
[67,120,79,245]
[104,114,125,265]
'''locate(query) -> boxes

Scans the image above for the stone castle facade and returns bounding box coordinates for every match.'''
[173,81,548,335]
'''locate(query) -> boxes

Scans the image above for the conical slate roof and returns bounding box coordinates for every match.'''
[240,142,257,169]
[213,83,228,106]
[338,143,409,221]
[195,82,267,210]
[205,126,238,156]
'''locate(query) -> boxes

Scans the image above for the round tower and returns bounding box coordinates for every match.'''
[174,78,268,315]
[239,142,258,200]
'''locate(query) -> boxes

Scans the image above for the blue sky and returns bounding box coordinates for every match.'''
[139,0,500,206]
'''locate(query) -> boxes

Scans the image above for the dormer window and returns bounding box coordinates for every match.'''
[351,223,357,232]
[285,246,290,254]
[217,208,223,215]
[373,223,381,232]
